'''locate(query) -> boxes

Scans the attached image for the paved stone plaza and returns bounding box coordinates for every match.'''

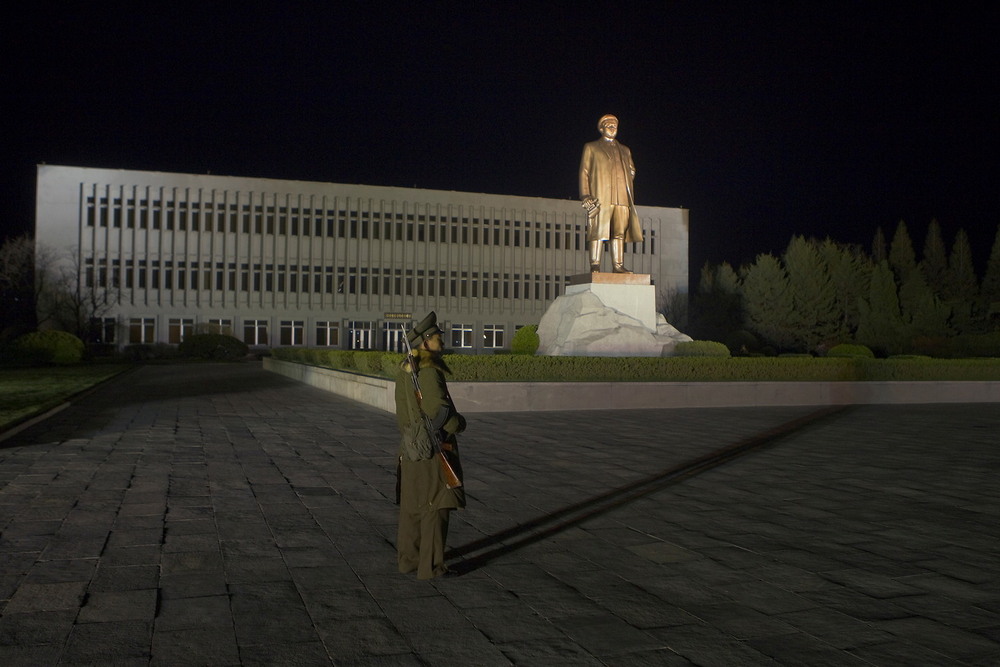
[1,363,998,665]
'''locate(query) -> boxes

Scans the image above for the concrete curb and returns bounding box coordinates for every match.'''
[0,365,136,444]
[0,402,72,444]
[263,357,1000,413]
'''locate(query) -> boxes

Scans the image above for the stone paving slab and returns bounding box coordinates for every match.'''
[0,362,998,665]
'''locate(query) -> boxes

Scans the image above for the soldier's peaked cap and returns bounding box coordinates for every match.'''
[407,311,442,346]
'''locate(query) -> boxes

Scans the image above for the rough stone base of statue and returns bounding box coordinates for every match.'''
[537,273,693,357]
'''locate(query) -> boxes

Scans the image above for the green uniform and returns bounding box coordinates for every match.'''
[394,350,466,579]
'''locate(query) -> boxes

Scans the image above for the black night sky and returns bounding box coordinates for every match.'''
[4,3,999,283]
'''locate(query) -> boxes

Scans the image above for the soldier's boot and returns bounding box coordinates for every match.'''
[588,240,602,272]
[611,237,632,273]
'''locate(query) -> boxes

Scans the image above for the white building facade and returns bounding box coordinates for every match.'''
[35,165,688,352]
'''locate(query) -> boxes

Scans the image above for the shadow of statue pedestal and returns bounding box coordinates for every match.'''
[537,273,692,357]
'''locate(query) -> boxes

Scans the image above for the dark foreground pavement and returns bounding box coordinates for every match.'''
[1,363,998,666]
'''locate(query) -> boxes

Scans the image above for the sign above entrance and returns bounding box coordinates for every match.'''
[384,313,412,320]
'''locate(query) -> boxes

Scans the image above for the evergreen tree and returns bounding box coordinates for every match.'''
[944,228,979,333]
[714,262,740,295]
[888,220,917,283]
[898,269,951,340]
[0,234,40,342]
[783,236,837,349]
[871,226,887,263]
[856,260,907,355]
[919,218,949,299]
[740,253,797,350]
[981,223,1000,331]
[818,239,871,342]
[698,262,716,294]
[690,262,742,342]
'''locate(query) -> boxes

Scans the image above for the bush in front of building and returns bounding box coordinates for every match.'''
[354,350,390,375]
[827,343,875,358]
[273,348,401,376]
[8,330,85,365]
[673,340,731,357]
[178,333,250,360]
[510,325,539,355]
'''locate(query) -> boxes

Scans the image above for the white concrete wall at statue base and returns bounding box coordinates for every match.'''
[566,282,658,330]
[537,288,692,357]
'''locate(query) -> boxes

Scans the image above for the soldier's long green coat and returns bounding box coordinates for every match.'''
[394,350,466,512]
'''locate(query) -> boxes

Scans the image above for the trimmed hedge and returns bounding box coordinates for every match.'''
[827,344,875,358]
[270,347,1000,382]
[272,348,402,377]
[674,340,730,357]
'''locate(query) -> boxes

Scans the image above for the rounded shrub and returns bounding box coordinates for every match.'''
[827,343,875,358]
[673,340,731,357]
[12,330,85,364]
[178,333,249,360]
[511,325,539,355]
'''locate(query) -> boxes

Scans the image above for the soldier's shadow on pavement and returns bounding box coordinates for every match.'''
[446,406,849,576]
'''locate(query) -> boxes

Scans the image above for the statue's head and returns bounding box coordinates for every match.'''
[598,114,618,140]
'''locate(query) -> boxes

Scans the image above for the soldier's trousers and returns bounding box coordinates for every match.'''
[397,508,451,580]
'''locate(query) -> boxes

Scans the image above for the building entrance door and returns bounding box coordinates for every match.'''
[348,321,375,350]
[383,321,409,352]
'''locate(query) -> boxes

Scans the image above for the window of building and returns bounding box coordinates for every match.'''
[483,324,504,349]
[207,318,233,335]
[129,317,156,344]
[316,321,340,347]
[168,318,195,344]
[90,317,116,344]
[279,320,304,346]
[243,319,269,346]
[450,323,473,349]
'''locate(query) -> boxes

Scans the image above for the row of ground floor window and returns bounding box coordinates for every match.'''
[91,315,515,352]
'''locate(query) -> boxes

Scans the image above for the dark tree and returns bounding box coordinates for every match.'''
[944,228,979,333]
[898,270,951,339]
[871,226,887,263]
[818,238,871,342]
[919,218,949,299]
[0,234,40,342]
[741,253,798,350]
[783,236,837,349]
[982,223,1000,331]
[857,260,907,356]
[689,261,742,344]
[888,220,917,283]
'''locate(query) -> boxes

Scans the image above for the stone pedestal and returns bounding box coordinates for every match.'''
[567,273,657,331]
[537,273,692,357]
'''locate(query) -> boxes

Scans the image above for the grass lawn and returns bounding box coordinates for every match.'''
[0,364,130,432]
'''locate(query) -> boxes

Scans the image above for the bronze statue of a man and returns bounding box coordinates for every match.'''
[579,114,644,273]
